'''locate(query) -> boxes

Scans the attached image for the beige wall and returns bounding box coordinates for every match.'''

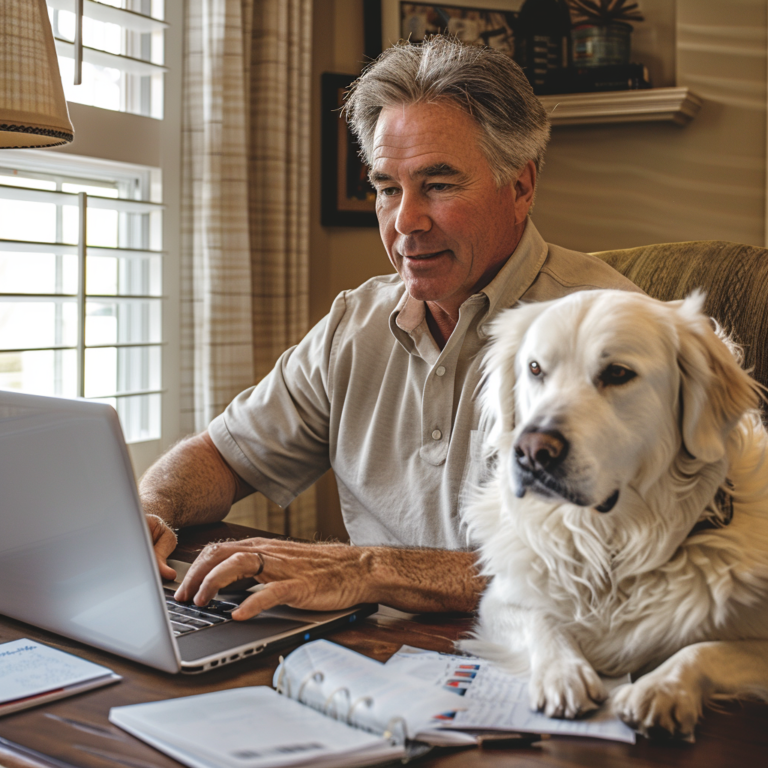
[534,0,767,251]
[308,0,768,537]
[310,0,389,333]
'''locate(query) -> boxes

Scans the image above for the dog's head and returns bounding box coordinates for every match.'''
[481,290,760,515]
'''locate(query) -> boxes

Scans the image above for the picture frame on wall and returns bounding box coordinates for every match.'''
[320,73,378,228]
[379,1,521,54]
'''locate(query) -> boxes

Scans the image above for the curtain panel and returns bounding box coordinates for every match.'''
[180,0,314,537]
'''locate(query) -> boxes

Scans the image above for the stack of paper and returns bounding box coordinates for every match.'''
[0,638,121,715]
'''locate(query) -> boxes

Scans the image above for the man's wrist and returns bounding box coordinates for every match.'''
[357,547,386,604]
[140,489,178,528]
[145,511,179,542]
[354,546,484,614]
[357,545,425,606]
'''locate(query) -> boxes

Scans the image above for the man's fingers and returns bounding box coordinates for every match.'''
[191,551,267,606]
[176,537,276,601]
[231,581,298,620]
[175,541,238,601]
[156,554,177,581]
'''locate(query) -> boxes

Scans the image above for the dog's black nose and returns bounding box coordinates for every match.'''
[514,429,569,473]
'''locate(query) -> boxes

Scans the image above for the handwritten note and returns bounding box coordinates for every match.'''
[0,638,116,704]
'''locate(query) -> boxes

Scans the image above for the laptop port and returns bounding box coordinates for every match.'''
[243,648,254,655]
[209,660,219,667]
[230,654,240,661]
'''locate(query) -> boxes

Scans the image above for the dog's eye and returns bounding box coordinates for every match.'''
[529,361,542,377]
[599,364,637,387]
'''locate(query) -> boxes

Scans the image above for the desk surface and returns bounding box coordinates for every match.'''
[1,522,767,768]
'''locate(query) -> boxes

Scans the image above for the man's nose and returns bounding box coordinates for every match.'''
[394,190,431,235]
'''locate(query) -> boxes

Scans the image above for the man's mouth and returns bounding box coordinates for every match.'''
[402,250,447,261]
[515,467,619,513]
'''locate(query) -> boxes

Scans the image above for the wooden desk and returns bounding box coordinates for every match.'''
[1,522,767,768]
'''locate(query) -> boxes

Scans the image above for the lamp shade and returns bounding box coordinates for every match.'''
[0,0,74,148]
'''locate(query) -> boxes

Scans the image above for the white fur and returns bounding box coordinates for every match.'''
[463,289,768,739]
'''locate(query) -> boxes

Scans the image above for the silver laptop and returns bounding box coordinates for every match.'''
[0,390,374,674]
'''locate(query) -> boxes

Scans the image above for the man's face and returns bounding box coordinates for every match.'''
[371,102,532,315]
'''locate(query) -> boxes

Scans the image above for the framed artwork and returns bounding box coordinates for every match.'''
[320,72,378,228]
[380,1,522,55]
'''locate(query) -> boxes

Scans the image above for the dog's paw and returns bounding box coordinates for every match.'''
[612,673,702,742]
[529,658,608,719]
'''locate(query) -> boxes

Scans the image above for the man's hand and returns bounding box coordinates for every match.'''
[146,514,178,581]
[173,537,486,618]
[139,430,257,583]
[174,538,374,619]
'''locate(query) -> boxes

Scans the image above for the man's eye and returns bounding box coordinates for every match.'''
[599,364,637,387]
[377,187,399,197]
[429,183,450,192]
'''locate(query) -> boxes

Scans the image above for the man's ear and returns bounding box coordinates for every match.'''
[512,160,536,224]
[481,301,552,448]
[675,293,759,463]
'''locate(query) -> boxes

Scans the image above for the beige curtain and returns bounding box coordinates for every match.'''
[180,0,315,538]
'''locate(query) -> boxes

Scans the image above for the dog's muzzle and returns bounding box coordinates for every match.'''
[513,427,620,512]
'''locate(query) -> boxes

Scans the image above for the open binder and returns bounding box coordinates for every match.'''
[109,641,466,768]
[109,639,634,768]
[271,639,474,746]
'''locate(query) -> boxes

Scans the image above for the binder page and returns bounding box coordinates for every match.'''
[385,646,636,744]
[110,686,403,768]
[273,640,460,740]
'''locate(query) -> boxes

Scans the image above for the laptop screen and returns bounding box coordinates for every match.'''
[0,391,180,673]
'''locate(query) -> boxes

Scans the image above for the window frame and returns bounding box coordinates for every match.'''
[2,0,182,479]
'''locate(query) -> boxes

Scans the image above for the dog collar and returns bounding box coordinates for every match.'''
[688,479,735,537]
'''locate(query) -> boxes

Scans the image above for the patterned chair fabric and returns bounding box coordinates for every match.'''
[593,241,768,396]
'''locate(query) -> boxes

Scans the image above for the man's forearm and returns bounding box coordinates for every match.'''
[363,546,485,614]
[176,536,486,617]
[139,431,252,528]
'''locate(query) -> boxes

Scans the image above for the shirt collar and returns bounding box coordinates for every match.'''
[476,218,548,334]
[388,218,548,350]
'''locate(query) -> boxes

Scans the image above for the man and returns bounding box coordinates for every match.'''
[142,36,638,620]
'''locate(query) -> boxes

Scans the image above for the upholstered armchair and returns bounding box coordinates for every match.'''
[594,241,768,394]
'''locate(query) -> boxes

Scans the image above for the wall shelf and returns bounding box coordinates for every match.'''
[539,87,702,127]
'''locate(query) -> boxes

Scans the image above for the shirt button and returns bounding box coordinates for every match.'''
[431,429,442,441]
[435,366,446,377]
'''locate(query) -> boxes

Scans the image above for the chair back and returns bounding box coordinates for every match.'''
[594,241,768,396]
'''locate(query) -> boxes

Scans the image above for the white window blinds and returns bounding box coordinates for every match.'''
[47,0,168,118]
[0,158,164,443]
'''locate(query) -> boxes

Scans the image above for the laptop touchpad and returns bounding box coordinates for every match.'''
[176,616,307,661]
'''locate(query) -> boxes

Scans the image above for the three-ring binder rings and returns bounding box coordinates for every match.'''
[109,639,634,768]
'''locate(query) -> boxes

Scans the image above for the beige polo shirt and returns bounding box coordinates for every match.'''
[208,221,641,549]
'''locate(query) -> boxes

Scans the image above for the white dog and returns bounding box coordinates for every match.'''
[463,289,768,740]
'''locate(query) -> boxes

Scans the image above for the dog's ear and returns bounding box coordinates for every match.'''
[675,292,759,463]
[481,301,553,447]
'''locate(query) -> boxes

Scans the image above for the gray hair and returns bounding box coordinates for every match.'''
[344,35,551,186]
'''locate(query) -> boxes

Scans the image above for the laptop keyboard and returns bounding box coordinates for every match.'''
[163,588,239,637]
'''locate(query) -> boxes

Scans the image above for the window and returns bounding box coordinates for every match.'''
[0,154,163,443]
[48,0,168,118]
[0,0,181,475]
